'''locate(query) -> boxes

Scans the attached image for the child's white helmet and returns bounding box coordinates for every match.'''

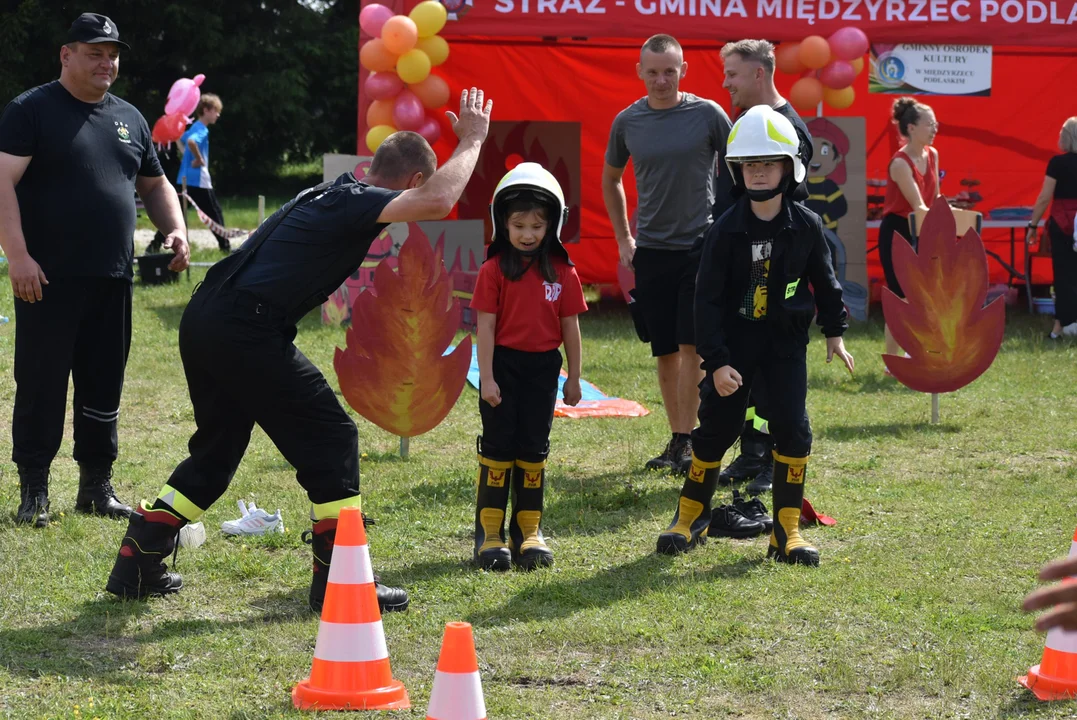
[725,105,806,186]
[489,162,569,246]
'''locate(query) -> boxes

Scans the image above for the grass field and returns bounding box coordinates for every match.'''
[1,259,1076,719]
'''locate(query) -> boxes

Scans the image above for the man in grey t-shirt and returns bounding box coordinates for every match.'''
[602,33,732,474]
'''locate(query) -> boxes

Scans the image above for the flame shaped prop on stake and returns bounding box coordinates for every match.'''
[334,226,472,440]
[882,197,1005,395]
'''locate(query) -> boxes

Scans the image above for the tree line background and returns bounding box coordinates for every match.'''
[0,0,358,194]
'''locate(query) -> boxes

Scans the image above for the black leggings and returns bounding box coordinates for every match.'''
[1050,220,1077,326]
[878,212,915,299]
[151,186,229,251]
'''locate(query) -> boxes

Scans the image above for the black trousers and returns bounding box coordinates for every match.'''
[152,186,228,250]
[164,286,360,514]
[12,278,132,469]
[1049,220,1077,326]
[479,347,562,464]
[692,319,812,463]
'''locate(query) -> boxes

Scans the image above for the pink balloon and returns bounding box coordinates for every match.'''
[164,74,205,116]
[392,90,425,131]
[828,26,869,62]
[417,115,441,144]
[365,71,404,100]
[360,3,394,37]
[819,60,857,89]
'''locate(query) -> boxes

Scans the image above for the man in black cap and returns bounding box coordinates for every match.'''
[0,13,189,527]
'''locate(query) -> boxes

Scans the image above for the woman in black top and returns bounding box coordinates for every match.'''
[1027,117,1077,339]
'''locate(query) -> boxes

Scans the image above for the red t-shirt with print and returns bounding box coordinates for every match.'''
[470,256,588,352]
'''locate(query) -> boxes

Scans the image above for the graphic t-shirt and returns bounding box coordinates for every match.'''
[470,256,588,352]
[739,213,783,321]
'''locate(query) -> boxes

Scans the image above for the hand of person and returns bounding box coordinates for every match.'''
[1023,555,1077,632]
[446,88,493,144]
[162,231,191,272]
[481,377,502,407]
[191,157,204,168]
[7,251,48,303]
[618,235,636,268]
[713,365,743,397]
[826,336,855,376]
[562,377,582,407]
[1026,226,1038,247]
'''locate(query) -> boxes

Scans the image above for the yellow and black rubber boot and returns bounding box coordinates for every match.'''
[475,449,514,571]
[767,451,819,566]
[508,458,554,570]
[656,454,721,555]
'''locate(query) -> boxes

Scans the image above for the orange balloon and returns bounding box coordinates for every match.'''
[409,74,450,109]
[360,38,398,73]
[381,15,418,55]
[850,56,865,75]
[366,98,396,128]
[823,85,856,109]
[775,43,807,75]
[797,35,831,70]
[790,77,824,110]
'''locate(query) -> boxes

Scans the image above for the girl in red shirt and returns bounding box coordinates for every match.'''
[469,163,587,571]
[879,97,941,365]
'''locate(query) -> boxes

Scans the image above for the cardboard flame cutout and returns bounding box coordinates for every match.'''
[334,230,472,437]
[882,197,1005,394]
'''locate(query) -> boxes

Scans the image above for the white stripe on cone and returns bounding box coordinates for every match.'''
[326,545,375,585]
[1046,626,1077,655]
[313,620,388,663]
[426,670,486,720]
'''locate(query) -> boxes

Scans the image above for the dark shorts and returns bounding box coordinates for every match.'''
[632,246,698,357]
[878,213,915,299]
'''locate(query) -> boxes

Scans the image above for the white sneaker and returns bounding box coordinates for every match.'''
[221,500,284,536]
[1063,322,1077,337]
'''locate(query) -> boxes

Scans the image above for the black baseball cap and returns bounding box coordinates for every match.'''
[67,13,130,50]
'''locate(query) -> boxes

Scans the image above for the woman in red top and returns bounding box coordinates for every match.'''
[1026,117,1077,339]
[879,97,941,362]
[469,163,587,572]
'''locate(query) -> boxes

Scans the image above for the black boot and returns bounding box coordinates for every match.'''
[718,426,772,486]
[744,461,774,496]
[767,451,819,567]
[16,466,50,528]
[105,505,185,599]
[474,450,513,571]
[708,503,766,538]
[306,516,410,614]
[657,454,720,554]
[75,463,133,518]
[508,458,553,570]
[645,433,685,471]
[671,435,694,476]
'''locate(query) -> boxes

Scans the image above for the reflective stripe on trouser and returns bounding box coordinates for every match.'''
[770,451,810,553]
[663,454,721,543]
[476,455,513,557]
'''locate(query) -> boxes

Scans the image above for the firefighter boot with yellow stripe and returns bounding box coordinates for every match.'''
[656,454,720,555]
[508,458,554,570]
[767,451,819,567]
[474,454,514,571]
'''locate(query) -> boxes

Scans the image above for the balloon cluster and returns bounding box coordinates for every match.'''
[151,74,205,149]
[775,28,868,112]
[360,1,451,152]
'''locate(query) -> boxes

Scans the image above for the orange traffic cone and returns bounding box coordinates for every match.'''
[293,507,410,711]
[426,622,486,720]
[1020,527,1077,700]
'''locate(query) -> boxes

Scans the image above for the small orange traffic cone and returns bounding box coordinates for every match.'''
[1020,527,1077,701]
[426,622,486,720]
[293,507,410,711]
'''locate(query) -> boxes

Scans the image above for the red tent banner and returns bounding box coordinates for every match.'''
[414,0,1077,46]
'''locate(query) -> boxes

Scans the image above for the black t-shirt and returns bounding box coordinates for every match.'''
[1047,153,1077,199]
[232,173,400,320]
[0,81,163,280]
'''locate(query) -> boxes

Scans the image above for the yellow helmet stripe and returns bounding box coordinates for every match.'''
[766,118,796,146]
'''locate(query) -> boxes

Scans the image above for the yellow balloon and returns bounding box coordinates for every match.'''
[823,85,856,110]
[416,35,449,66]
[850,56,865,76]
[366,124,396,153]
[409,0,447,38]
[397,49,432,84]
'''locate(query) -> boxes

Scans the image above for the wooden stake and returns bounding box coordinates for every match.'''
[258,195,266,225]
[931,392,940,424]
[400,436,409,459]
